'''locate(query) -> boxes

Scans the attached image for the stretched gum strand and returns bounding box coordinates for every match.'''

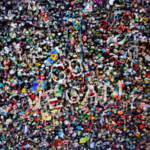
[32,1,37,11]
[83,84,98,106]
[103,84,114,103]
[118,80,124,99]
[107,13,119,31]
[117,12,130,31]
[27,0,32,10]
[108,19,116,30]
[27,91,42,110]
[117,33,131,45]
[100,20,107,29]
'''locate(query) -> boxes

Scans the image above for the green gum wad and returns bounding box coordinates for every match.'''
[26,39,32,43]
[69,53,73,56]
[91,46,94,50]
[92,28,95,33]
[83,113,88,119]
[97,54,101,58]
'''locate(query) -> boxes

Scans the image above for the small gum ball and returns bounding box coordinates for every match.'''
[83,36,87,41]
[69,130,73,134]
[103,35,107,40]
[126,12,130,16]
[35,96,39,100]
[118,111,123,115]
[70,1,74,6]
[70,40,75,45]
[82,13,86,17]
[140,102,145,108]
[135,132,140,137]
